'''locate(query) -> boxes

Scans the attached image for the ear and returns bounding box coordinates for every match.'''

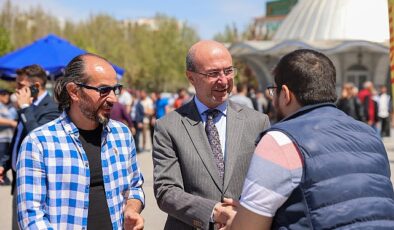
[186,71,195,85]
[66,82,79,102]
[33,81,41,89]
[281,85,292,105]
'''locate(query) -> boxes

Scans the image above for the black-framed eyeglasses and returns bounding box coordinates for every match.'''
[75,83,123,97]
[267,86,278,96]
[191,67,237,79]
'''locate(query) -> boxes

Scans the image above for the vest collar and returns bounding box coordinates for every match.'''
[279,103,336,123]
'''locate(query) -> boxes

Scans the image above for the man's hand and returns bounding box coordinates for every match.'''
[0,166,5,183]
[9,120,17,128]
[213,198,240,228]
[124,208,144,230]
[131,127,136,136]
[16,87,33,109]
[124,199,144,230]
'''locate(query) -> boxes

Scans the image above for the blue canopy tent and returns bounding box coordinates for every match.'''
[0,34,124,80]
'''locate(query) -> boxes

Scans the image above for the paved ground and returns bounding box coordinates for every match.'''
[1,135,394,230]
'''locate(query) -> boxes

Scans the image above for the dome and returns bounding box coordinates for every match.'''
[273,0,389,42]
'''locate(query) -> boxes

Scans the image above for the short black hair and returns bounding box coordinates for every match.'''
[273,49,337,106]
[16,64,47,87]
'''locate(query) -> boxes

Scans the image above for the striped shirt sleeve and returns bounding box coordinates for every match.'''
[240,131,303,217]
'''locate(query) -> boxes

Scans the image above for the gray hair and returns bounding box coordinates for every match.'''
[186,48,196,72]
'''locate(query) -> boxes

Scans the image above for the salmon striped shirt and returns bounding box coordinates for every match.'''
[240,131,303,217]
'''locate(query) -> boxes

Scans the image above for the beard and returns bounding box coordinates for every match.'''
[274,98,285,121]
[79,91,113,125]
[275,108,285,121]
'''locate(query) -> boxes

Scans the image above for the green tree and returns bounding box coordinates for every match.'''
[0,26,12,55]
[0,2,200,92]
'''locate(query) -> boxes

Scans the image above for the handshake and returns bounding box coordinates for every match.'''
[212,198,239,230]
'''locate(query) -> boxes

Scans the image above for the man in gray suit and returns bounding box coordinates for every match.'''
[153,40,270,230]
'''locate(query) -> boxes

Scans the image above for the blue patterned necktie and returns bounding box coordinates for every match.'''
[205,109,225,180]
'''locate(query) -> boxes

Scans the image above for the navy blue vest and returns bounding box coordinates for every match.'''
[261,103,394,229]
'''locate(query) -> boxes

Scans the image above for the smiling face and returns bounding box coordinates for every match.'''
[187,41,234,108]
[76,56,118,126]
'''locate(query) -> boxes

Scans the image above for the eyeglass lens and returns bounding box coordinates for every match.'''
[207,67,236,78]
[100,85,122,96]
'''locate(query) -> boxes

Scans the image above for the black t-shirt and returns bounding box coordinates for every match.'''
[78,125,112,230]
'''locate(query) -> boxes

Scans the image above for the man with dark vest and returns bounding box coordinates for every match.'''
[229,49,394,229]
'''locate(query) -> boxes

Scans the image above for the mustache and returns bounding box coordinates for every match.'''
[101,102,113,110]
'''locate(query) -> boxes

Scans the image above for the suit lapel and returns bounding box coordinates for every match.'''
[180,100,223,191]
[223,102,244,192]
[35,94,50,110]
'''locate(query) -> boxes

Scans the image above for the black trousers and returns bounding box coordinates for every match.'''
[380,117,391,137]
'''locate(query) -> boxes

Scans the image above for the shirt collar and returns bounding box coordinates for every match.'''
[33,91,48,106]
[60,111,112,136]
[194,96,228,117]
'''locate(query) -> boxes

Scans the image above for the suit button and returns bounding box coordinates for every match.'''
[192,219,202,228]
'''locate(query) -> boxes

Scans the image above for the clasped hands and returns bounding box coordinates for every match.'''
[213,197,239,230]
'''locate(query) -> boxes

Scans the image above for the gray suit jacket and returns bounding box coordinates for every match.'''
[153,99,270,230]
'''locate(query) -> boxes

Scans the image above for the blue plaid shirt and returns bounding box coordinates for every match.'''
[16,112,145,229]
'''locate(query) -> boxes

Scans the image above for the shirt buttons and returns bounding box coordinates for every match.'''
[85,162,89,168]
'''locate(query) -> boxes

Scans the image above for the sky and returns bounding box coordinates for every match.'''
[3,0,268,39]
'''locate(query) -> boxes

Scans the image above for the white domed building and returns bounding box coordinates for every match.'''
[230,0,390,91]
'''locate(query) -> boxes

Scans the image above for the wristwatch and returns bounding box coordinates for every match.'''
[20,103,30,110]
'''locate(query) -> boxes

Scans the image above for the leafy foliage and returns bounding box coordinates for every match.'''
[0,1,199,92]
[0,26,12,56]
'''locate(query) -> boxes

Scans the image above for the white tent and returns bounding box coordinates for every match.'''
[230,0,390,91]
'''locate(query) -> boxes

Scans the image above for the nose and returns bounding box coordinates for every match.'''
[216,74,230,84]
[106,90,118,103]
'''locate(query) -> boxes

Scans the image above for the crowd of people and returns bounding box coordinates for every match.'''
[0,41,392,230]
[337,81,392,137]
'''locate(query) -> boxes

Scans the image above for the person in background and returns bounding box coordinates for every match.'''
[110,100,134,133]
[254,90,268,113]
[118,87,133,115]
[0,89,18,185]
[230,82,254,109]
[358,81,379,131]
[153,40,269,230]
[154,91,169,120]
[8,93,18,119]
[150,91,169,145]
[377,85,392,137]
[131,90,144,153]
[337,82,365,121]
[149,92,158,145]
[140,90,154,151]
[173,87,191,109]
[264,88,277,124]
[0,64,60,230]
[16,53,144,229]
[229,49,394,229]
